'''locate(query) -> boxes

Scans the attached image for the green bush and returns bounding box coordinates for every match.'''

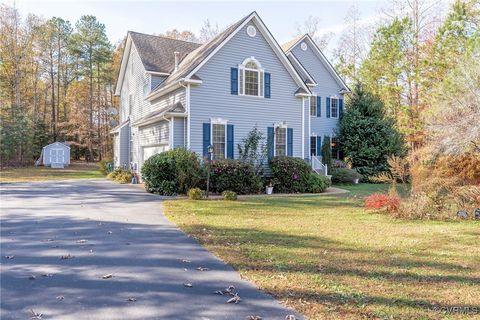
[107,168,122,180]
[321,136,332,169]
[188,188,204,200]
[331,168,362,183]
[141,148,203,196]
[210,160,261,194]
[270,156,311,193]
[307,173,331,193]
[98,159,113,175]
[222,190,238,201]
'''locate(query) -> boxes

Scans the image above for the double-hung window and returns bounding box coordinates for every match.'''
[275,127,287,156]
[310,95,317,116]
[239,57,264,97]
[212,123,226,160]
[331,97,339,118]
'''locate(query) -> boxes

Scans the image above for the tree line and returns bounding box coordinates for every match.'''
[0,4,119,166]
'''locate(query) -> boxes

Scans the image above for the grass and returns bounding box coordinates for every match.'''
[164,184,480,319]
[0,162,103,183]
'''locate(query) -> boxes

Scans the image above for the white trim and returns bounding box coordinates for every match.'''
[210,117,228,125]
[186,84,191,149]
[145,78,202,102]
[273,125,288,157]
[308,98,311,143]
[247,25,256,37]
[169,116,175,147]
[114,35,133,96]
[184,12,310,94]
[145,71,170,76]
[287,53,317,86]
[302,97,305,159]
[283,34,350,92]
[330,96,339,119]
[310,94,317,117]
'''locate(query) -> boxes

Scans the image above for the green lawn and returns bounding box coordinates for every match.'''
[164,184,480,319]
[0,162,103,183]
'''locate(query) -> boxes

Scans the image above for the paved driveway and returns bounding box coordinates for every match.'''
[1,180,300,320]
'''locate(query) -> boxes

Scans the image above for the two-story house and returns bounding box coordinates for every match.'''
[112,11,349,175]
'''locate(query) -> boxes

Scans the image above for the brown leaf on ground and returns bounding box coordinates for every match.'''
[196,267,210,271]
[4,255,14,259]
[247,316,263,320]
[102,274,113,279]
[181,259,191,263]
[76,239,88,243]
[227,293,241,304]
[183,282,193,287]
[41,239,54,242]
[56,296,64,301]
[30,309,43,319]
[60,254,74,259]
[126,297,137,302]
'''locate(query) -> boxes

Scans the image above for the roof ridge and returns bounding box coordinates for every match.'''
[128,30,202,45]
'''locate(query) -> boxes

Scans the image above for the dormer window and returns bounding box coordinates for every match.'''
[239,57,264,97]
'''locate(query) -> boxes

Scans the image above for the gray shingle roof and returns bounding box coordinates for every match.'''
[151,12,253,92]
[129,31,201,73]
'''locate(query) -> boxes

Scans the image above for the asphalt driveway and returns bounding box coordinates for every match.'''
[0,180,300,320]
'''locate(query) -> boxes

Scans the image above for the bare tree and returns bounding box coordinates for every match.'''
[161,29,199,43]
[199,19,220,43]
[295,15,332,51]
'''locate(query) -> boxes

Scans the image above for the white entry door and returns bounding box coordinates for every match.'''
[50,149,65,164]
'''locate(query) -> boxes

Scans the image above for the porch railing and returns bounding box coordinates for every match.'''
[311,155,328,176]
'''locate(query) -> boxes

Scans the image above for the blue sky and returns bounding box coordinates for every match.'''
[13,0,450,57]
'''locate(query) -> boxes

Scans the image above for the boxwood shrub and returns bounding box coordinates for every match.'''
[270,156,311,193]
[307,173,331,193]
[141,148,203,195]
[210,159,261,194]
[331,168,362,183]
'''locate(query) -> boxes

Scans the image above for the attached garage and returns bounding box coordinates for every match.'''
[138,120,170,171]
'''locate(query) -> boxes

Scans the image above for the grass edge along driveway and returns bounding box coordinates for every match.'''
[163,184,480,320]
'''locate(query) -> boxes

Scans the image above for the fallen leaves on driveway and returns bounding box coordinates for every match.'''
[102,274,113,279]
[195,267,209,271]
[183,282,193,287]
[30,309,43,319]
[126,297,137,302]
[76,239,88,243]
[60,254,74,260]
[4,255,14,259]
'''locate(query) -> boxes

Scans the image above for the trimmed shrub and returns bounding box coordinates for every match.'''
[270,156,311,193]
[365,193,400,212]
[307,173,331,193]
[141,148,203,195]
[331,168,362,183]
[98,159,113,175]
[188,188,204,200]
[222,190,238,201]
[210,160,261,194]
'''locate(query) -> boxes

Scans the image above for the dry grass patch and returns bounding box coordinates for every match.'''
[164,184,480,319]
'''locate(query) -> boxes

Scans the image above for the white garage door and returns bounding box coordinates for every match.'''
[141,145,169,167]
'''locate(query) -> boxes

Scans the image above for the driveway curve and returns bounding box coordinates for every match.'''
[1,179,300,320]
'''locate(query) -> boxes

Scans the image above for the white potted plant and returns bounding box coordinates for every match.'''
[266,182,273,195]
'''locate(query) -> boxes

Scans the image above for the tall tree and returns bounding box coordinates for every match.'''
[295,15,332,51]
[199,19,220,43]
[161,29,198,42]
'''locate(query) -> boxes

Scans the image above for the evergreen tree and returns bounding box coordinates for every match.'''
[339,84,404,178]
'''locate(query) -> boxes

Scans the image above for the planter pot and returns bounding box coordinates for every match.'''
[354,178,359,184]
[266,186,273,195]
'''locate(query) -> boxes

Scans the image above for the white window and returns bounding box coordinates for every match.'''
[310,95,317,116]
[331,97,339,118]
[275,126,287,156]
[238,57,264,97]
[211,122,227,160]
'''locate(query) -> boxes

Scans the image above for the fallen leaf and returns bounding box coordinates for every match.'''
[76,239,88,243]
[213,290,224,295]
[60,254,74,260]
[42,274,53,277]
[29,275,36,280]
[227,293,241,304]
[247,316,263,320]
[126,297,137,302]
[42,239,54,242]
[181,259,191,263]
[285,315,296,320]
[30,309,43,319]
[56,295,64,301]
[4,255,14,259]
[183,282,193,287]
[196,267,210,271]
[102,274,113,279]
[107,231,113,234]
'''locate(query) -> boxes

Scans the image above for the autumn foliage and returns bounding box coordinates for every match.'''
[364,193,400,212]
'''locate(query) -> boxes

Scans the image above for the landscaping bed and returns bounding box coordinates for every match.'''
[164,183,480,319]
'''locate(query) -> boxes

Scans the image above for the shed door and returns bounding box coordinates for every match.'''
[50,148,65,163]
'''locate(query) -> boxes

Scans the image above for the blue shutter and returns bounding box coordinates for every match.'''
[227,124,234,159]
[287,128,293,156]
[203,123,210,157]
[231,68,238,95]
[316,96,321,117]
[316,136,321,156]
[267,127,274,160]
[326,97,331,118]
[339,98,344,117]
[264,73,271,98]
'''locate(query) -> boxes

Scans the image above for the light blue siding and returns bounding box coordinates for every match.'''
[290,43,343,156]
[119,124,130,167]
[190,21,304,159]
[173,117,186,148]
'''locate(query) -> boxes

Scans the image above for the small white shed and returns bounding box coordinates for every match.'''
[36,142,70,168]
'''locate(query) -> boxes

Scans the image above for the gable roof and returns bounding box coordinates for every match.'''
[282,34,350,93]
[146,11,310,100]
[129,32,201,74]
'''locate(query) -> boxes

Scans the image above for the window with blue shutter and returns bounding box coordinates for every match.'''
[316,96,321,117]
[203,123,211,157]
[264,73,271,98]
[326,97,331,118]
[316,136,321,156]
[287,128,293,156]
[227,124,234,159]
[231,68,238,95]
[339,98,344,117]
[267,127,274,160]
